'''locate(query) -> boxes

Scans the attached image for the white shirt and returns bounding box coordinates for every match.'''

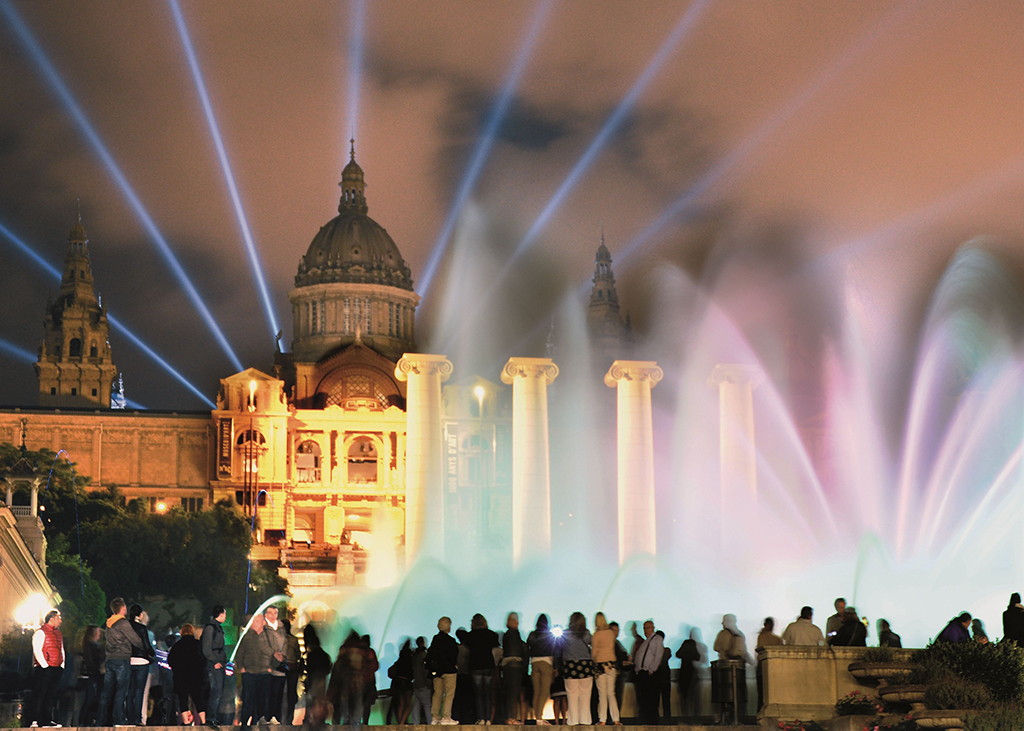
[633,633,664,674]
[782,618,825,646]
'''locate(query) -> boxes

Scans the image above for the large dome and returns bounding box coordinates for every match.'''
[295,147,414,291]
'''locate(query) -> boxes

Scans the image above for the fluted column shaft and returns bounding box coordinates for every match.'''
[709,364,763,501]
[396,353,453,565]
[605,360,663,565]
[502,357,559,569]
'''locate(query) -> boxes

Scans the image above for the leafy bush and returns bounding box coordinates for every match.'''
[863,647,896,663]
[862,715,916,731]
[963,706,1024,731]
[924,677,993,711]
[912,641,1024,705]
[836,690,882,716]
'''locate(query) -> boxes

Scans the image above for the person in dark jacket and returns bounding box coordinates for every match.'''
[527,614,557,724]
[877,620,902,648]
[328,630,368,726]
[126,604,155,725]
[1004,594,1024,645]
[501,612,527,725]
[409,636,432,724]
[235,614,273,726]
[201,605,228,726]
[387,639,414,724]
[282,619,302,724]
[937,613,972,643]
[830,611,867,646]
[168,624,206,724]
[427,616,459,724]
[467,614,499,723]
[98,597,145,726]
[79,625,105,727]
[303,625,332,705]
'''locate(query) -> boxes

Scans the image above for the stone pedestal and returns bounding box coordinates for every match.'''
[396,354,453,565]
[709,364,764,500]
[604,360,663,565]
[501,357,559,569]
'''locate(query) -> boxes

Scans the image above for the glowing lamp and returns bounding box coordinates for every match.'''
[156,502,167,513]
[14,593,50,630]
[551,625,563,638]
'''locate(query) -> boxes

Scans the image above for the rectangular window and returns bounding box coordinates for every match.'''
[50,387,56,395]
[92,388,97,397]
[388,302,394,336]
[364,297,372,334]
[71,388,77,396]
[197,498,203,511]
[319,300,326,333]
[311,299,318,333]
[343,297,351,334]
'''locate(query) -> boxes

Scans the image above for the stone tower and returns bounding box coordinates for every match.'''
[36,213,117,407]
[587,232,632,369]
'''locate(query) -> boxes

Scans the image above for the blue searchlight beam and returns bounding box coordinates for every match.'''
[169,0,280,342]
[0,0,243,372]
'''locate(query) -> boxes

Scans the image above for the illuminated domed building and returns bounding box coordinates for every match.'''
[0,147,632,604]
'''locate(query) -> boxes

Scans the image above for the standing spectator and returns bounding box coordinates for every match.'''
[201,605,228,727]
[527,614,557,725]
[388,639,414,724]
[830,610,867,647]
[937,613,972,643]
[282,619,302,724]
[608,622,631,718]
[655,631,672,723]
[826,598,847,640]
[560,612,593,726]
[467,614,499,724]
[235,614,272,725]
[302,625,332,708]
[27,609,64,728]
[782,607,825,646]
[126,605,155,725]
[328,630,367,727]
[713,615,752,663]
[98,597,144,726]
[633,620,664,725]
[453,628,474,724]
[263,606,288,724]
[972,619,989,644]
[675,628,704,721]
[877,620,902,648]
[410,636,432,725]
[360,635,379,724]
[1005,594,1024,645]
[755,618,783,711]
[427,617,459,725]
[168,624,205,725]
[501,613,526,725]
[592,612,620,726]
[79,625,104,727]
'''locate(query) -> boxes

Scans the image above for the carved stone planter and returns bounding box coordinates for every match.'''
[847,662,916,687]
[878,683,927,711]
[911,709,966,730]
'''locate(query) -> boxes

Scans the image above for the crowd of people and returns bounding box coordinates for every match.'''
[22,593,1024,728]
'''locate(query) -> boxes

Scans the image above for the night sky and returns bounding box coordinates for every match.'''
[4,1,1024,410]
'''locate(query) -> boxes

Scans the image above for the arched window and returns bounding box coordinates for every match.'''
[69,338,82,358]
[347,436,378,483]
[236,429,266,473]
[296,440,322,483]
[89,341,98,357]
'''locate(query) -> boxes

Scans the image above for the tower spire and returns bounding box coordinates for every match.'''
[339,139,368,214]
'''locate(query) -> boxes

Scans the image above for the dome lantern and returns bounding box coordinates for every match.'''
[339,139,368,215]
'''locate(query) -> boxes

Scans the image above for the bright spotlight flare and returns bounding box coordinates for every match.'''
[0,0,242,372]
[347,0,366,144]
[0,219,215,408]
[418,0,556,299]
[169,0,280,342]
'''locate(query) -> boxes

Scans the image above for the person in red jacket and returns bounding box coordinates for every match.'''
[27,609,64,727]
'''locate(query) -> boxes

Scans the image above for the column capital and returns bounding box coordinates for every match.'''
[709,363,764,389]
[604,360,663,388]
[395,353,453,382]
[501,357,559,385]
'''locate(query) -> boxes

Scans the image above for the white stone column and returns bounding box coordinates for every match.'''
[605,360,663,565]
[501,357,559,569]
[396,353,453,565]
[709,364,764,501]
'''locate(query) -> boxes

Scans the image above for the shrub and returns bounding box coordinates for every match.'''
[836,690,882,716]
[862,715,916,731]
[912,641,1024,705]
[963,706,1024,731]
[924,677,993,711]
[863,647,896,663]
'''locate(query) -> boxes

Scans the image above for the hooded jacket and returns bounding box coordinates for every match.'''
[105,613,144,661]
